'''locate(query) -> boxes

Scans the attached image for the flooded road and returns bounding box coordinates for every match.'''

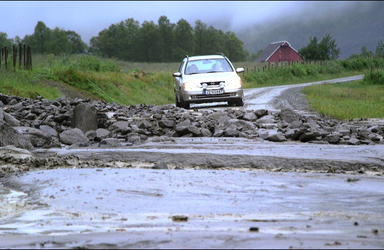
[1,168,383,248]
[1,74,383,248]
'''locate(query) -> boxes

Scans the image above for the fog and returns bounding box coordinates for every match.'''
[0,1,368,43]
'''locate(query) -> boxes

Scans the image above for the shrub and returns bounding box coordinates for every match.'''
[364,69,384,85]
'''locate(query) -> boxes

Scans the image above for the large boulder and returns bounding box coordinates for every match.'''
[0,121,33,149]
[71,103,98,133]
[14,126,58,148]
[3,112,20,126]
[59,128,89,145]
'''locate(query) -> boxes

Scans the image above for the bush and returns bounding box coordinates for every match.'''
[364,69,384,85]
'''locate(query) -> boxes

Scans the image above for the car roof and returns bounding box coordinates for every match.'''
[187,55,226,61]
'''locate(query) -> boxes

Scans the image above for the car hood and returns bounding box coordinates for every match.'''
[183,72,240,83]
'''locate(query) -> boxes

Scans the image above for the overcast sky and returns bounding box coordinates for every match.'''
[0,1,361,43]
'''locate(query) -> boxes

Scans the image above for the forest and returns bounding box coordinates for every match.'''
[0,16,248,62]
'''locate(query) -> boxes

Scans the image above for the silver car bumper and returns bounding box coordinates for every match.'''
[181,88,243,104]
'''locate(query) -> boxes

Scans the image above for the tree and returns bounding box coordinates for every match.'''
[299,34,339,60]
[173,19,195,60]
[360,46,374,58]
[0,32,12,48]
[136,21,161,62]
[158,16,174,62]
[376,40,384,58]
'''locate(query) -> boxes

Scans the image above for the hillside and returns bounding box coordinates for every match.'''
[236,2,384,59]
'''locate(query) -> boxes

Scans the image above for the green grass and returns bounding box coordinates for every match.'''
[303,76,384,120]
[1,54,383,106]
[0,70,61,99]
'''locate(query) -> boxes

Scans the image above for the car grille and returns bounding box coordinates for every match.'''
[200,81,222,87]
[191,93,235,99]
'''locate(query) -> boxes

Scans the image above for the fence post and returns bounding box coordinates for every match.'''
[12,46,17,71]
[18,44,22,69]
[5,47,8,70]
[23,44,26,69]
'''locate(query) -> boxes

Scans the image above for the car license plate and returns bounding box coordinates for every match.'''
[205,89,224,95]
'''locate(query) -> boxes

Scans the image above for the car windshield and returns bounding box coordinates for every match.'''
[184,58,233,75]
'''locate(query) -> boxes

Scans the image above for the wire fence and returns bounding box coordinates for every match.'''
[0,45,32,71]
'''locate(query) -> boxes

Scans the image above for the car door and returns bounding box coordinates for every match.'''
[174,59,186,98]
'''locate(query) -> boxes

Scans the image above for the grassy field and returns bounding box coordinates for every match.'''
[1,54,383,108]
[303,70,384,120]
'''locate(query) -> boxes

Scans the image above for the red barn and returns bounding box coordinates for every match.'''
[255,41,303,62]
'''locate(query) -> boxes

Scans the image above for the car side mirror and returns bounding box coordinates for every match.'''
[236,67,245,73]
[173,72,182,77]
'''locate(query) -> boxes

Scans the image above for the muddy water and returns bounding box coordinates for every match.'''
[1,168,384,248]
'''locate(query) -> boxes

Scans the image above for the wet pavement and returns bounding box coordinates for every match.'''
[1,168,384,248]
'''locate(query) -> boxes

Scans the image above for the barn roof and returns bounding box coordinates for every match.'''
[255,41,298,62]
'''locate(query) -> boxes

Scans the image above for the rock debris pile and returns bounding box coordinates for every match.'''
[1,94,383,149]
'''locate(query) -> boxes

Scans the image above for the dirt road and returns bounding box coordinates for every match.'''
[1,74,384,249]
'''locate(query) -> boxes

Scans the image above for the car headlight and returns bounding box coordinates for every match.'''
[184,82,199,91]
[226,78,242,88]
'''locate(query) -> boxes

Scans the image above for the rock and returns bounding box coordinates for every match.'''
[99,138,123,147]
[175,119,191,133]
[0,109,3,122]
[14,127,54,148]
[279,108,301,123]
[243,112,257,121]
[224,124,239,137]
[213,128,224,137]
[258,129,277,140]
[267,132,287,142]
[201,128,212,137]
[254,109,268,118]
[85,130,96,140]
[0,121,33,149]
[72,103,98,133]
[159,118,175,128]
[289,120,303,129]
[3,112,20,126]
[0,100,4,107]
[368,133,382,142]
[347,137,360,145]
[256,115,276,124]
[188,125,201,136]
[138,119,152,129]
[126,133,142,145]
[325,133,341,144]
[59,128,89,145]
[95,128,110,140]
[299,131,321,142]
[39,125,58,137]
[110,121,130,133]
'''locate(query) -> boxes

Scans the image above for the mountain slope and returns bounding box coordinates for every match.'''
[236,2,384,59]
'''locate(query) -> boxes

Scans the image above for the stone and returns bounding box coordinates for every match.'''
[267,132,287,142]
[188,125,201,136]
[14,126,54,148]
[0,109,4,122]
[126,133,142,145]
[59,128,89,145]
[299,131,321,142]
[201,128,212,137]
[159,118,175,128]
[243,112,257,121]
[175,119,191,133]
[256,115,276,124]
[325,133,341,144]
[110,121,130,133]
[3,112,20,126]
[39,125,58,137]
[72,103,98,133]
[224,124,239,137]
[254,109,268,118]
[85,130,96,140]
[99,138,123,147]
[0,121,33,149]
[95,128,110,140]
[279,108,301,123]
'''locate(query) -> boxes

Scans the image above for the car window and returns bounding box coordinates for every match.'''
[185,58,233,75]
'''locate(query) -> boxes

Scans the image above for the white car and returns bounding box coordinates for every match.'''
[173,55,244,109]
